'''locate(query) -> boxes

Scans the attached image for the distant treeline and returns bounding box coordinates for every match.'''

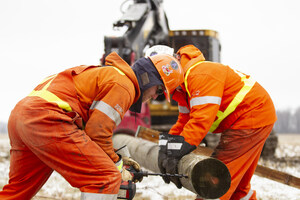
[0,108,299,134]
[274,108,300,133]
[0,122,7,134]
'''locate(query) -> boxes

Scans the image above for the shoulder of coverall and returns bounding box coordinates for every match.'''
[104,52,141,103]
[68,65,99,74]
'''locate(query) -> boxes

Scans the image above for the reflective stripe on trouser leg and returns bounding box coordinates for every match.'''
[81,192,117,200]
[240,189,254,200]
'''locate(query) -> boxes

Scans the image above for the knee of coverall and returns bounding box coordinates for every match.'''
[78,165,122,195]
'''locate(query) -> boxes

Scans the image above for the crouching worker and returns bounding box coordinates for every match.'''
[0,52,183,200]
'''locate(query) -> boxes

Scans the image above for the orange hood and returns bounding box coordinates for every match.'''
[176,44,206,72]
[105,52,141,103]
[176,45,206,92]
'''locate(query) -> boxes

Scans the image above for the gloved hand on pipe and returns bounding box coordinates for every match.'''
[158,132,170,184]
[166,134,196,188]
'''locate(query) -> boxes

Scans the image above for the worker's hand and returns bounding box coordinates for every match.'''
[122,156,143,183]
[123,156,140,172]
[166,134,196,189]
[121,167,133,181]
[158,132,170,184]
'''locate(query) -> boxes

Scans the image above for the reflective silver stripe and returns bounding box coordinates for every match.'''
[81,192,117,200]
[178,105,190,114]
[91,101,121,126]
[190,96,221,108]
[240,189,254,200]
[159,139,168,146]
[168,142,182,150]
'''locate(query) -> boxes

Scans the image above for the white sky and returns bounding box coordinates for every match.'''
[0,0,299,122]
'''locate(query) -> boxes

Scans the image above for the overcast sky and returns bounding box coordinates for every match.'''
[0,0,299,122]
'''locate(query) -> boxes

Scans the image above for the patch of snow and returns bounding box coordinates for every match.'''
[0,135,299,200]
[252,175,300,200]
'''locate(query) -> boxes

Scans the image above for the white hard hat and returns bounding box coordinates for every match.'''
[144,45,174,57]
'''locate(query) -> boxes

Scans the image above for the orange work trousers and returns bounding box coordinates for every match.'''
[212,124,274,200]
[0,97,121,200]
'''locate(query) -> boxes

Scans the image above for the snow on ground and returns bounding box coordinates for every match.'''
[0,134,300,200]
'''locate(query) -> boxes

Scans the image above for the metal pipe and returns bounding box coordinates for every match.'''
[113,134,231,199]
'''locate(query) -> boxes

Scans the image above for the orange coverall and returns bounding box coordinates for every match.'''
[169,45,277,200]
[0,52,140,199]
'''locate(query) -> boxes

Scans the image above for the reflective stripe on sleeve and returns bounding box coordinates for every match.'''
[167,142,182,150]
[91,101,121,126]
[178,105,190,114]
[190,96,221,108]
[81,192,118,200]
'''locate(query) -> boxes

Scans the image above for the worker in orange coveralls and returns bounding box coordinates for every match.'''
[158,45,277,200]
[0,52,183,200]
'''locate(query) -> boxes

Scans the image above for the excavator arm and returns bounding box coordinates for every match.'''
[102,0,169,65]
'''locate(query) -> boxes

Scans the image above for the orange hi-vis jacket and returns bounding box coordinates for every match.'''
[169,47,277,146]
[28,52,140,163]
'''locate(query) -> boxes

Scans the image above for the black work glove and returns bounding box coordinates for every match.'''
[158,132,170,184]
[166,134,196,188]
